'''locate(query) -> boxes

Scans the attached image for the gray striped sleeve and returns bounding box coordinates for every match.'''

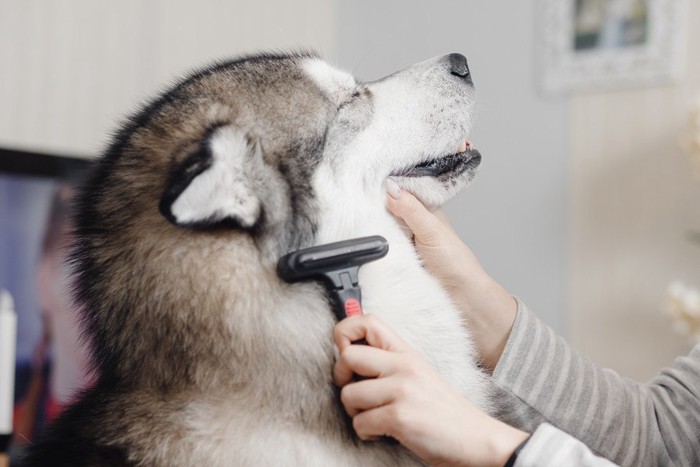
[492,299,700,466]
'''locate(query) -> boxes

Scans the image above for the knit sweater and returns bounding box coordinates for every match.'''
[492,299,700,466]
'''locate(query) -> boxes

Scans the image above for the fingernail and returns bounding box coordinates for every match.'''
[385,178,401,199]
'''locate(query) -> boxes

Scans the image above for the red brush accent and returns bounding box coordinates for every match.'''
[344,298,362,317]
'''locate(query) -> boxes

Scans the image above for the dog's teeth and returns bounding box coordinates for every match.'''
[457,141,468,153]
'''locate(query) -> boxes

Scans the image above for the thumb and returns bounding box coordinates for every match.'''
[385,181,443,245]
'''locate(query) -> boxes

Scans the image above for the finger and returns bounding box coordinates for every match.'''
[384,184,443,245]
[333,344,403,386]
[352,403,407,442]
[333,345,358,387]
[333,314,410,353]
[339,377,396,417]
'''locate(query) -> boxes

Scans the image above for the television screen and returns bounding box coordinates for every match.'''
[0,148,91,461]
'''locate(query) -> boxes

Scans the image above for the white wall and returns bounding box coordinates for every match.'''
[0,0,335,157]
[336,0,570,332]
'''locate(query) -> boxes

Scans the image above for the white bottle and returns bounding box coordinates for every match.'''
[0,290,17,441]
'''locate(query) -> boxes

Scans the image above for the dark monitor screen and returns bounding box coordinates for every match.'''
[0,147,91,457]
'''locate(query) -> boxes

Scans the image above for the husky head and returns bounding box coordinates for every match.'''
[306,53,479,212]
[74,51,480,389]
[153,52,480,251]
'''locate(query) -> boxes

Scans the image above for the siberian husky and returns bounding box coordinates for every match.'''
[25,52,487,466]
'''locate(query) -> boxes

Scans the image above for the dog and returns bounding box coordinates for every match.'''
[24,51,487,466]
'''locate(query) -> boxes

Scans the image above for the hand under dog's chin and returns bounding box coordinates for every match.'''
[391,174,472,211]
[387,147,481,210]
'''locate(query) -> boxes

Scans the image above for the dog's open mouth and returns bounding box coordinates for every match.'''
[390,140,481,179]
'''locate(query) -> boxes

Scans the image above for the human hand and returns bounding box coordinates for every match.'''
[384,179,517,371]
[333,314,529,467]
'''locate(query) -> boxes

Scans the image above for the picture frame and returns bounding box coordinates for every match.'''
[538,0,689,94]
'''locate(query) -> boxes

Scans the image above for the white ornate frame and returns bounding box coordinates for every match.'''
[538,0,689,94]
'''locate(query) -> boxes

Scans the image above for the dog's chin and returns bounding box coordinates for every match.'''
[390,149,481,210]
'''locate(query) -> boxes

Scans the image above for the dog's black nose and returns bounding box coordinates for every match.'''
[448,53,470,78]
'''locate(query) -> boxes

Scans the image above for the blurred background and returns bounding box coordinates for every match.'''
[1,0,699,450]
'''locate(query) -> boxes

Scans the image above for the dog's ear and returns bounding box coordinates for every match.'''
[159,125,263,230]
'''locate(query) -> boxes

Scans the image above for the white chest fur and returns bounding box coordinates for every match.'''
[313,186,490,412]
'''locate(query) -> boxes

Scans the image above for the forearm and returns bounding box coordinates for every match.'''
[385,189,700,464]
[493,300,700,466]
[385,188,519,371]
[447,273,517,372]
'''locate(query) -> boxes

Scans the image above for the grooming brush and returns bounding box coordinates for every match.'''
[277,235,389,341]
[278,236,399,444]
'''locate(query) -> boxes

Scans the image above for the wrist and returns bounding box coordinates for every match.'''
[450,276,517,372]
[486,422,530,467]
[503,434,531,467]
[433,406,529,467]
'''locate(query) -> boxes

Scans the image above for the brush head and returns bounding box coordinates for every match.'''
[277,236,389,286]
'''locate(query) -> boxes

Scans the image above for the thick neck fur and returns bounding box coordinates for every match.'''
[312,164,491,411]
